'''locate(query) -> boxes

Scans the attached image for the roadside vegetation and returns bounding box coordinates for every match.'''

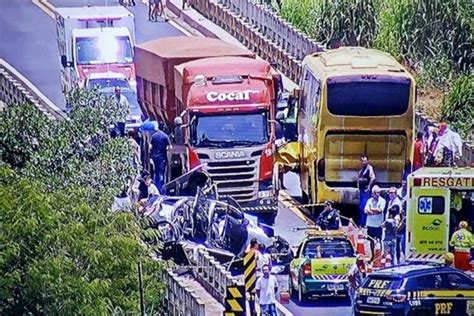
[279,0,473,138]
[0,90,164,315]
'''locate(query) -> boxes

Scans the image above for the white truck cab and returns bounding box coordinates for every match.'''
[55,6,135,92]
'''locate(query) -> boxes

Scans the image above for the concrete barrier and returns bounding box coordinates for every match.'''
[0,58,65,120]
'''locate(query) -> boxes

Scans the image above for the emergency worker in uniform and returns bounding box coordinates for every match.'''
[449,221,474,271]
[316,201,341,230]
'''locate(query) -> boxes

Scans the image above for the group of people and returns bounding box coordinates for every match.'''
[112,120,172,212]
[247,239,279,316]
[414,122,463,169]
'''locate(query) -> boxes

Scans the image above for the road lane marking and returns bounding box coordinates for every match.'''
[279,191,315,225]
[32,0,55,19]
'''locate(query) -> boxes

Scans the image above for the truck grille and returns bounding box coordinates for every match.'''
[200,156,259,203]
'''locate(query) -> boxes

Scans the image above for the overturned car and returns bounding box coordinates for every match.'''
[139,169,292,272]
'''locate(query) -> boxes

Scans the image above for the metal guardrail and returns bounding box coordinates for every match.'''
[193,247,240,305]
[188,0,324,82]
[0,58,65,120]
[163,269,207,316]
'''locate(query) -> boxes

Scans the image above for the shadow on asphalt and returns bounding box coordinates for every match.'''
[294,296,351,308]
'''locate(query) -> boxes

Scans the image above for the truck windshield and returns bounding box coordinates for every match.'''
[76,36,133,65]
[192,112,268,148]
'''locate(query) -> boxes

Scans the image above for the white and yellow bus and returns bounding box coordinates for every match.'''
[296,47,415,205]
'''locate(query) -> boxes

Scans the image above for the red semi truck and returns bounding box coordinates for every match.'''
[135,37,284,218]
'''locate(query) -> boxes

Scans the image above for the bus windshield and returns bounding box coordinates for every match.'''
[192,112,268,148]
[327,76,411,116]
[76,35,133,65]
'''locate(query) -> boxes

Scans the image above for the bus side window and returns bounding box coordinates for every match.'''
[417,196,445,215]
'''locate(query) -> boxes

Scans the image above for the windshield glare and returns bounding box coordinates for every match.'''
[76,36,133,64]
[303,239,354,258]
[88,78,130,90]
[192,112,268,147]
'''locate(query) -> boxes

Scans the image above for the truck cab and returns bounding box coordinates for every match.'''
[173,57,281,216]
[134,37,283,221]
[55,6,136,92]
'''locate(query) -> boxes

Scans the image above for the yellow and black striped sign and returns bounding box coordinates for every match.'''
[224,285,245,316]
[244,251,257,293]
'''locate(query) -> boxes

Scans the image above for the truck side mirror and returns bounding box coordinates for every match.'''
[61,55,70,68]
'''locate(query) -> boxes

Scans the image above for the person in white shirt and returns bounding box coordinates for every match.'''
[256,264,279,316]
[143,175,160,198]
[256,244,272,277]
[386,187,402,219]
[364,185,386,258]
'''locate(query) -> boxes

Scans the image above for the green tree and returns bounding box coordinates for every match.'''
[0,167,163,315]
[0,88,164,314]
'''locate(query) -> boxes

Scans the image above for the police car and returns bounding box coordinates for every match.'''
[355,263,474,316]
[289,230,356,303]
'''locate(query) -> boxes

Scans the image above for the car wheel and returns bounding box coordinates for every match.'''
[288,277,295,298]
[297,284,307,304]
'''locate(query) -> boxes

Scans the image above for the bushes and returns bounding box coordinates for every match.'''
[280,0,381,47]
[375,0,473,88]
[277,0,473,127]
[441,74,474,138]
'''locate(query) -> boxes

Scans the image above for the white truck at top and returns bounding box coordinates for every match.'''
[55,6,136,92]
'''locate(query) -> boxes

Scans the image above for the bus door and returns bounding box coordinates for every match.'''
[407,187,450,261]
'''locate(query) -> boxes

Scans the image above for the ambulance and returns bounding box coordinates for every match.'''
[55,6,136,93]
[406,167,474,262]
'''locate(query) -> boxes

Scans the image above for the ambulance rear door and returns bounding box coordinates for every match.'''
[407,187,450,261]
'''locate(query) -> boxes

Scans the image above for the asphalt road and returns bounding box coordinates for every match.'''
[0,0,182,109]
[0,2,351,314]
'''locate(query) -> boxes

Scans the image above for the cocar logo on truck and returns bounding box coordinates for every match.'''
[206,90,257,102]
[215,151,246,160]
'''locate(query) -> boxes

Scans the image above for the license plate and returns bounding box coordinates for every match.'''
[467,300,474,315]
[328,284,344,290]
[367,297,380,304]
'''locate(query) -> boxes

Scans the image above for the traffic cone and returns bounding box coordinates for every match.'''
[356,230,366,257]
[381,253,392,268]
[347,222,356,248]
[372,240,382,268]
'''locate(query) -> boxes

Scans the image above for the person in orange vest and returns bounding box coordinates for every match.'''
[449,221,474,271]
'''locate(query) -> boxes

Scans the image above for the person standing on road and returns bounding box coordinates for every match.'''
[395,206,406,264]
[150,126,171,193]
[449,221,474,271]
[358,155,376,226]
[364,185,386,258]
[386,187,402,219]
[316,201,341,230]
[413,131,425,171]
[256,264,279,316]
[348,255,367,315]
[382,206,399,265]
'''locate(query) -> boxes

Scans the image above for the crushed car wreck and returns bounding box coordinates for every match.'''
[139,168,293,273]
